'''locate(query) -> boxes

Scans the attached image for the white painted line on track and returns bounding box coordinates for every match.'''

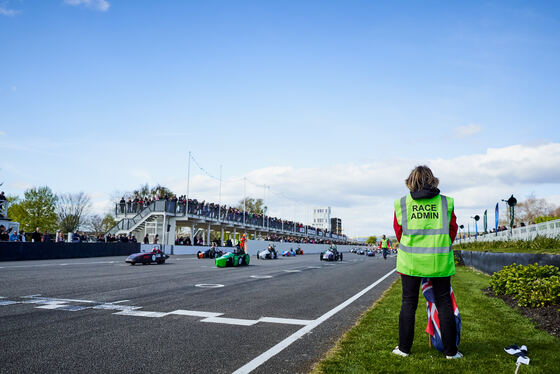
[168,310,223,318]
[0,300,19,306]
[258,317,312,326]
[306,266,321,269]
[110,300,130,304]
[195,284,224,288]
[22,296,96,304]
[283,270,301,273]
[1,296,332,328]
[250,275,273,279]
[201,317,259,326]
[232,268,397,374]
[114,310,169,318]
[92,304,140,311]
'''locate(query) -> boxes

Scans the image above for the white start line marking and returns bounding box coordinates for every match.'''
[250,275,273,279]
[195,284,224,288]
[0,295,313,327]
[232,268,397,374]
[283,270,301,273]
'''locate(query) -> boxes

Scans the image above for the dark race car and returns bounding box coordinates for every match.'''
[126,248,169,265]
[216,248,250,267]
[320,246,343,262]
[358,248,365,255]
[257,245,278,260]
[295,247,304,255]
[197,246,224,259]
[366,249,375,256]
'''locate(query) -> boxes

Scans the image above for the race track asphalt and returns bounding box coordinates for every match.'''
[0,251,398,374]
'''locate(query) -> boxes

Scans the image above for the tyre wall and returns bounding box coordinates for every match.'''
[0,242,140,262]
[456,250,560,275]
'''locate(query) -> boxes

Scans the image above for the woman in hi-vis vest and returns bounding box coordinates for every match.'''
[392,165,463,359]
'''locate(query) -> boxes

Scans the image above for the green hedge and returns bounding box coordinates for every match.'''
[536,216,559,223]
[490,263,560,307]
[454,235,560,254]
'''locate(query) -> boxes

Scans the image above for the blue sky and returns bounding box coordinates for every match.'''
[1,0,560,236]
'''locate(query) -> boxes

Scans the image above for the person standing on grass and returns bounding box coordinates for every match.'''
[392,165,462,359]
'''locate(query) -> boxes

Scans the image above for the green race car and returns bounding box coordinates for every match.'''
[215,250,250,267]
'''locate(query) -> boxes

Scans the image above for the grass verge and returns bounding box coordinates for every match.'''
[454,236,560,254]
[313,267,560,374]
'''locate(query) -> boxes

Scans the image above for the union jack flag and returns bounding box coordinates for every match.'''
[421,278,461,352]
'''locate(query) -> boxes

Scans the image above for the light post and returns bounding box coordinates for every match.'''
[502,194,517,235]
[471,215,480,240]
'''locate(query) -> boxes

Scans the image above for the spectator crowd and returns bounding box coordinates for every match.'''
[116,194,344,240]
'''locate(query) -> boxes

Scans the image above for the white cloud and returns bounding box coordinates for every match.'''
[9,181,32,191]
[64,0,110,12]
[454,124,482,138]
[0,5,19,16]
[83,143,560,237]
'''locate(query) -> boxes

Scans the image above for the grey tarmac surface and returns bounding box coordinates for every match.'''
[0,252,397,373]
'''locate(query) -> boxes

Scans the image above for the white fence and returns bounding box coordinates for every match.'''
[457,218,560,244]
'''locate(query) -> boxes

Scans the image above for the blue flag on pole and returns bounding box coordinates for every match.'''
[475,220,478,239]
[495,203,499,235]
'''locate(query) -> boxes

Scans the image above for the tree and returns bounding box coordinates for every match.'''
[8,187,58,233]
[133,183,151,198]
[366,236,377,245]
[87,213,117,235]
[515,194,556,225]
[237,197,267,214]
[130,184,174,199]
[57,192,91,233]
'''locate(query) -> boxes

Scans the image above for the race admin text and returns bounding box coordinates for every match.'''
[410,204,439,220]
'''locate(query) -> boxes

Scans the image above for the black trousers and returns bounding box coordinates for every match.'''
[398,274,457,356]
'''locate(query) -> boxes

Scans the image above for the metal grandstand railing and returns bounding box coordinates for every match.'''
[107,199,347,241]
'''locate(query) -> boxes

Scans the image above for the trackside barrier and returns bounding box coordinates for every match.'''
[456,250,560,275]
[457,218,560,244]
[0,241,366,261]
[0,242,141,262]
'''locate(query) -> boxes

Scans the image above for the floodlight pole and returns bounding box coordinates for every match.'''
[243,177,246,225]
[186,151,191,216]
[218,165,222,221]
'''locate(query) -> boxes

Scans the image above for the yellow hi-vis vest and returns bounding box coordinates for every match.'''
[394,194,455,277]
[381,239,389,248]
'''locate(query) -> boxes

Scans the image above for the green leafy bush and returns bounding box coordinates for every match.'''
[535,216,559,224]
[490,263,560,307]
[454,235,560,254]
